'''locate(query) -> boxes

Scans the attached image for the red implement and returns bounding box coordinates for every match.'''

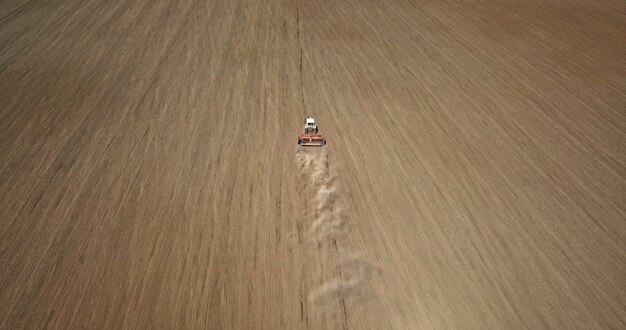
[298,133,326,146]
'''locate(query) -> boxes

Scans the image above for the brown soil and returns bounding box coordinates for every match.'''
[1,0,624,328]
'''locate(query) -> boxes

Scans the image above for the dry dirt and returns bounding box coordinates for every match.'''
[1,0,625,328]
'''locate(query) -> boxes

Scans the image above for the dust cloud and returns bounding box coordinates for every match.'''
[296,148,376,305]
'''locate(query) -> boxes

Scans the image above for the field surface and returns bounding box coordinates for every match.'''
[1,0,625,328]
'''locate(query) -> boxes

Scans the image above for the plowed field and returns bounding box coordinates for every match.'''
[1,0,625,328]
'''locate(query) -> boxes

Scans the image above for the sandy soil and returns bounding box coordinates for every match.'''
[1,0,624,328]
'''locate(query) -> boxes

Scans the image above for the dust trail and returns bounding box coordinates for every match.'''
[309,277,364,304]
[295,149,329,187]
[338,248,380,282]
[296,148,376,306]
[315,184,335,212]
[310,207,346,242]
[309,248,379,304]
[296,149,343,242]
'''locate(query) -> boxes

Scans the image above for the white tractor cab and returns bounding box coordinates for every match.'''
[304,116,318,134]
